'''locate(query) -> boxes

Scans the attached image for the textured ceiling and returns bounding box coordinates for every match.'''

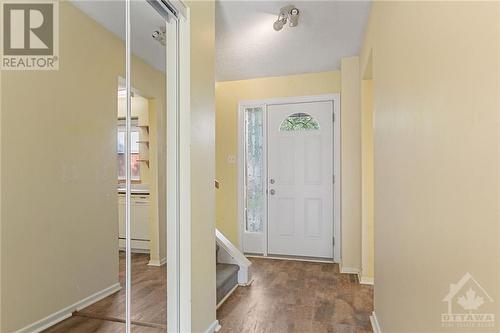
[216,0,372,81]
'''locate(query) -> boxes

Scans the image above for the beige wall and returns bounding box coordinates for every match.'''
[148,98,165,263]
[0,2,165,331]
[340,58,362,271]
[215,71,341,246]
[361,1,499,332]
[128,57,168,264]
[0,63,2,332]
[187,1,217,332]
[361,78,374,281]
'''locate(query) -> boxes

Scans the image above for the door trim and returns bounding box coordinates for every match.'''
[237,94,341,263]
[165,2,189,333]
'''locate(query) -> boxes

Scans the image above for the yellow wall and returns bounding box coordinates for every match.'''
[361,78,374,281]
[118,94,166,264]
[188,1,217,331]
[215,71,341,245]
[0,61,2,332]
[0,2,165,331]
[361,1,499,331]
[128,58,168,264]
[340,58,362,271]
[117,93,165,264]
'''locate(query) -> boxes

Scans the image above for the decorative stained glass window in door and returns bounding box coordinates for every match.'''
[245,107,264,232]
[279,112,320,131]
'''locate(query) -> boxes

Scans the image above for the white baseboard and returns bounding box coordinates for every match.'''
[75,283,121,311]
[148,257,167,266]
[333,254,341,264]
[14,283,121,333]
[370,311,382,333]
[216,284,239,309]
[239,278,254,287]
[246,254,334,264]
[204,320,221,333]
[357,273,374,285]
[119,245,150,254]
[340,265,360,274]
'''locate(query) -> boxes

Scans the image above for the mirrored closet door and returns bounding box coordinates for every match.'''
[129,1,168,331]
[1,1,177,332]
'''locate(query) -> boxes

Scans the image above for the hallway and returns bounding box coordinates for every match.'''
[43,255,372,332]
[218,258,373,333]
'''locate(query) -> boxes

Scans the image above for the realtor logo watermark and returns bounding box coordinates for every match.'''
[1,1,58,70]
[442,272,495,328]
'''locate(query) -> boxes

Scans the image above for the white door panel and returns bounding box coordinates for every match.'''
[267,101,333,258]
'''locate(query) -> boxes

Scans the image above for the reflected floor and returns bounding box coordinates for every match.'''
[43,253,167,332]
[43,317,164,333]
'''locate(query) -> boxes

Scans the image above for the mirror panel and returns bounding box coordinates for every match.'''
[2,1,172,331]
[130,1,168,331]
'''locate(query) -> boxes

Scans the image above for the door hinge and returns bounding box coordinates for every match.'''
[332,112,335,122]
[333,174,335,184]
[332,236,335,246]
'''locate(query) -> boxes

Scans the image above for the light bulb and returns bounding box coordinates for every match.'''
[273,20,284,31]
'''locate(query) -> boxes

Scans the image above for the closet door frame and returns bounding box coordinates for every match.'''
[124,1,189,333]
[165,3,191,333]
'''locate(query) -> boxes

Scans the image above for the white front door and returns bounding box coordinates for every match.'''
[267,101,333,258]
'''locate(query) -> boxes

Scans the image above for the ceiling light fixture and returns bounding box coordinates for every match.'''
[273,5,300,31]
[152,26,166,46]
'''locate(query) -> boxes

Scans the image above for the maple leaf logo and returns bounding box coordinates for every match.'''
[457,288,484,312]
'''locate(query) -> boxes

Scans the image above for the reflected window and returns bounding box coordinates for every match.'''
[117,122,140,181]
[279,112,320,131]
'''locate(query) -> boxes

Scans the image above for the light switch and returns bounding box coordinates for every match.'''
[227,155,236,164]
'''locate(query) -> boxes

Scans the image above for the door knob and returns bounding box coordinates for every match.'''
[269,189,276,195]
[269,179,275,184]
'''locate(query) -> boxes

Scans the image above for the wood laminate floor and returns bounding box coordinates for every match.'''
[217,258,374,333]
[43,253,167,333]
[42,317,164,333]
[44,255,373,333]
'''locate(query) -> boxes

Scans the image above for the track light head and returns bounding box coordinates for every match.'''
[152,26,166,46]
[273,5,300,31]
[288,7,300,27]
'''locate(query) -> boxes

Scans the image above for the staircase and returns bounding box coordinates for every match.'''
[215,229,252,307]
[216,245,239,304]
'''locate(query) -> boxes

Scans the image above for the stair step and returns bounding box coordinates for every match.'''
[216,263,239,303]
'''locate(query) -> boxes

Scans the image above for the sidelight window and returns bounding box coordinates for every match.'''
[244,107,264,232]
